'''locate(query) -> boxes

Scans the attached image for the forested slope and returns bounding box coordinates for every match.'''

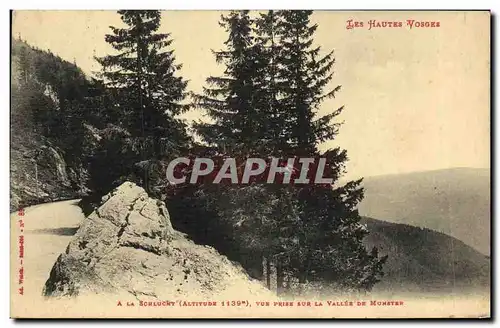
[10,38,95,211]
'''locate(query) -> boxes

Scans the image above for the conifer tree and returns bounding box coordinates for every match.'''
[193,10,386,294]
[192,11,284,283]
[88,10,192,198]
[269,10,386,292]
[96,10,191,159]
[274,10,342,156]
[254,10,289,156]
[194,10,265,153]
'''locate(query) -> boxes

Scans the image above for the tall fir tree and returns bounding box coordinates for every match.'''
[192,11,287,284]
[194,10,266,154]
[268,10,386,293]
[194,10,386,294]
[254,10,290,156]
[89,10,192,198]
[274,10,343,156]
[96,10,191,160]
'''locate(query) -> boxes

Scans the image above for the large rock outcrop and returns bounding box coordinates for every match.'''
[43,182,272,300]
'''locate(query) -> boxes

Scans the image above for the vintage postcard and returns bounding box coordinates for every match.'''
[10,10,490,318]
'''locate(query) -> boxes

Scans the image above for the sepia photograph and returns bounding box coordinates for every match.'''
[9,10,491,319]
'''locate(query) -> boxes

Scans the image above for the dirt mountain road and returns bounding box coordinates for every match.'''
[10,200,84,314]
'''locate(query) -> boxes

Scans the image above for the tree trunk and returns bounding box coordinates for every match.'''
[298,263,307,284]
[266,256,271,290]
[298,255,311,295]
[135,14,145,161]
[255,253,264,280]
[284,273,290,291]
[276,260,284,296]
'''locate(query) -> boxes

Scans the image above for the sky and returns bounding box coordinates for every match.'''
[11,10,490,180]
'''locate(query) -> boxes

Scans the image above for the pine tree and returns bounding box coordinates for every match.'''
[96,10,191,160]
[18,44,31,85]
[192,11,285,283]
[275,10,343,156]
[190,10,386,294]
[88,10,192,198]
[254,10,290,156]
[269,10,386,293]
[193,10,265,153]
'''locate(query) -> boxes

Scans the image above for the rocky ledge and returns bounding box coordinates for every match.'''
[44,182,272,300]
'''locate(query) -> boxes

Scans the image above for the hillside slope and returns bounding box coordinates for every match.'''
[361,217,490,294]
[10,39,89,211]
[358,168,490,255]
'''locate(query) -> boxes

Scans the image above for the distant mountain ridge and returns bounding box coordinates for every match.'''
[358,168,490,255]
[361,216,490,293]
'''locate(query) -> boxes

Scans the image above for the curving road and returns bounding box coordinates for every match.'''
[10,200,84,305]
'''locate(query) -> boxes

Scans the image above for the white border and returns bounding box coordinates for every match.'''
[2,1,497,327]
[3,0,498,10]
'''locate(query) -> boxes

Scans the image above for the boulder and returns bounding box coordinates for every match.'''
[43,182,272,300]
